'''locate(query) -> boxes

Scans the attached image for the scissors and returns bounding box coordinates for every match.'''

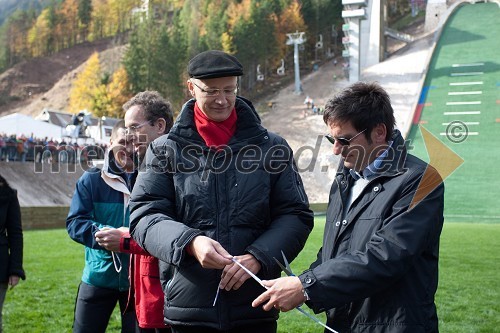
[273,250,294,277]
[273,251,339,333]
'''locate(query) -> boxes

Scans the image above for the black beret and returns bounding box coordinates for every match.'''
[188,50,243,79]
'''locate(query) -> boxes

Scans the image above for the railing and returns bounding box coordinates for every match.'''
[384,27,415,43]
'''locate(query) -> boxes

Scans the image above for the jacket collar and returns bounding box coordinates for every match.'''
[99,149,135,195]
[336,129,407,182]
[169,97,268,151]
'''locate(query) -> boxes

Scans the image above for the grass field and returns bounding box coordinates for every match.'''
[3,218,500,332]
[3,3,500,333]
[408,2,500,223]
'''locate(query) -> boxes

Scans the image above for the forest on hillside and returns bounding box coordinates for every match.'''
[0,0,53,26]
[0,0,415,117]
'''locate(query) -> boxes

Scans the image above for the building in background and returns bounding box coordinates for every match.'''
[36,109,119,143]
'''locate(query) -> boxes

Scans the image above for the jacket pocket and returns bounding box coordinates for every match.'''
[232,169,271,228]
[166,261,219,308]
[348,216,383,252]
[352,301,429,333]
[175,172,214,224]
[140,255,160,278]
[293,169,307,203]
[354,323,426,333]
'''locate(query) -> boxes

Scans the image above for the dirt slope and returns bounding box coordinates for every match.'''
[0,37,124,117]
[257,60,348,203]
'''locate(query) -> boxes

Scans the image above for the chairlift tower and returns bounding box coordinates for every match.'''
[286,31,306,94]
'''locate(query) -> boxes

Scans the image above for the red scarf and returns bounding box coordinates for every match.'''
[194,102,237,148]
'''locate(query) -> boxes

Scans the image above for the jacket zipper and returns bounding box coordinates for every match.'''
[165,267,177,306]
[213,155,223,325]
[293,170,307,203]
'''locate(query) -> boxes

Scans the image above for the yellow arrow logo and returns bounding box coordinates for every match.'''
[410,125,464,209]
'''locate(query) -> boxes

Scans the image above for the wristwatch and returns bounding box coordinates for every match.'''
[123,237,131,251]
[302,288,310,301]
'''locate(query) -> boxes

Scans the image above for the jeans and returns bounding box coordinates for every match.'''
[72,282,136,333]
[6,147,16,161]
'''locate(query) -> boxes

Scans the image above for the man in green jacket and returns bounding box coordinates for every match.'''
[67,121,136,333]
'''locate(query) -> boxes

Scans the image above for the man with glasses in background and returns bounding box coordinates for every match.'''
[128,50,313,333]
[95,91,174,333]
[253,82,445,333]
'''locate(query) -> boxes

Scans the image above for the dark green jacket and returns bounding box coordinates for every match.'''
[66,152,133,291]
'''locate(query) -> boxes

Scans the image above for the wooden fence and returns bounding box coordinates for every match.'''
[21,203,328,230]
[21,206,69,230]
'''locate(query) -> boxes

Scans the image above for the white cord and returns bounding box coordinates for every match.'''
[111,251,122,273]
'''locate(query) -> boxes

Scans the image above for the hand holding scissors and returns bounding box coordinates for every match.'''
[252,251,339,333]
[251,251,307,311]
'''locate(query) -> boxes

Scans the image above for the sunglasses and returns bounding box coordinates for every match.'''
[324,128,367,146]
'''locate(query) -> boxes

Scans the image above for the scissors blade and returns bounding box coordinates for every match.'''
[273,257,294,276]
[281,250,293,274]
[234,258,339,333]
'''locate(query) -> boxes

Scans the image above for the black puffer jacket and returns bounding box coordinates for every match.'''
[0,184,25,283]
[299,130,444,333]
[130,97,313,329]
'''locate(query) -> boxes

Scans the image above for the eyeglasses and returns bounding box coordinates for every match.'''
[191,80,238,97]
[125,120,152,135]
[324,128,367,146]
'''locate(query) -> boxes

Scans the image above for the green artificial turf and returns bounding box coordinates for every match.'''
[408,2,500,223]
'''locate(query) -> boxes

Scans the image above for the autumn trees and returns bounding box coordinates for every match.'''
[1,0,344,117]
[0,0,142,70]
[69,52,132,118]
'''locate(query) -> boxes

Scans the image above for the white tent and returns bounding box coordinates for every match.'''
[0,113,64,140]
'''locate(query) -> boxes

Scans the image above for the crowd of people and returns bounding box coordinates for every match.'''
[0,133,107,165]
[303,95,324,116]
[2,50,445,333]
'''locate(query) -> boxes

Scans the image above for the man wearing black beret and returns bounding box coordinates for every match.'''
[129,50,314,332]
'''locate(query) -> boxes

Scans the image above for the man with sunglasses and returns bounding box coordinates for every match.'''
[129,50,313,333]
[253,82,445,333]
